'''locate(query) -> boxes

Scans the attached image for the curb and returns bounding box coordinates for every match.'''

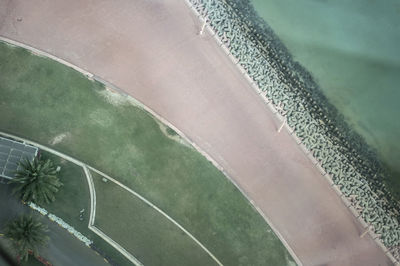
[0,36,94,79]
[83,166,96,227]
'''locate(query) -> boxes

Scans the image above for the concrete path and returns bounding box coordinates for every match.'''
[0,0,391,265]
[0,184,108,266]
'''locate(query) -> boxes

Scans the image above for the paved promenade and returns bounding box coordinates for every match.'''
[0,0,391,265]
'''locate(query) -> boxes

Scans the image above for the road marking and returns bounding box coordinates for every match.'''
[90,226,143,266]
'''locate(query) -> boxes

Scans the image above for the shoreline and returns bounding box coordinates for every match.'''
[0,0,395,263]
[188,0,399,261]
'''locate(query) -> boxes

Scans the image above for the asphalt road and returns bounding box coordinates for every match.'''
[0,184,108,266]
[0,0,392,265]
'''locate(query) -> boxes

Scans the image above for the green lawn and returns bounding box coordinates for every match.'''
[92,171,216,265]
[39,151,90,234]
[36,151,132,266]
[0,41,294,265]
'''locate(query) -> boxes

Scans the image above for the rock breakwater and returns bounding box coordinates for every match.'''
[188,0,400,261]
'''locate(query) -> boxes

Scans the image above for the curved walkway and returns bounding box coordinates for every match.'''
[0,1,391,265]
[0,131,222,266]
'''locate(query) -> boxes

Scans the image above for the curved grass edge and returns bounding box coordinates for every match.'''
[0,39,295,265]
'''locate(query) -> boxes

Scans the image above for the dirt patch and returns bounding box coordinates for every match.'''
[98,87,143,108]
[89,109,113,127]
[157,121,191,148]
[49,132,70,145]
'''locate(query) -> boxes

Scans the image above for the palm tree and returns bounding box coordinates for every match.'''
[4,215,49,261]
[9,157,62,204]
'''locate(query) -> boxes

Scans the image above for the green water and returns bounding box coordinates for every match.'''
[251,0,400,187]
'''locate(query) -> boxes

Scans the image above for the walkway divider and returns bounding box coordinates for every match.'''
[83,166,96,227]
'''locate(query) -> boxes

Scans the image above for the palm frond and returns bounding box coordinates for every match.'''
[4,215,49,261]
[9,157,63,204]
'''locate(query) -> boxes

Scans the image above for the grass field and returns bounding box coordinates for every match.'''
[92,170,216,265]
[35,151,133,265]
[39,151,90,234]
[0,41,294,265]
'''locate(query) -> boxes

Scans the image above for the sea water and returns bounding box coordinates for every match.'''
[250,0,400,188]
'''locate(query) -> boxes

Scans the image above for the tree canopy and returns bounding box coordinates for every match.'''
[4,215,49,261]
[9,158,62,204]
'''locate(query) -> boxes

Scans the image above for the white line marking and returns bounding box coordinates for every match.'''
[89,226,144,266]
[83,166,96,226]
[88,166,223,266]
